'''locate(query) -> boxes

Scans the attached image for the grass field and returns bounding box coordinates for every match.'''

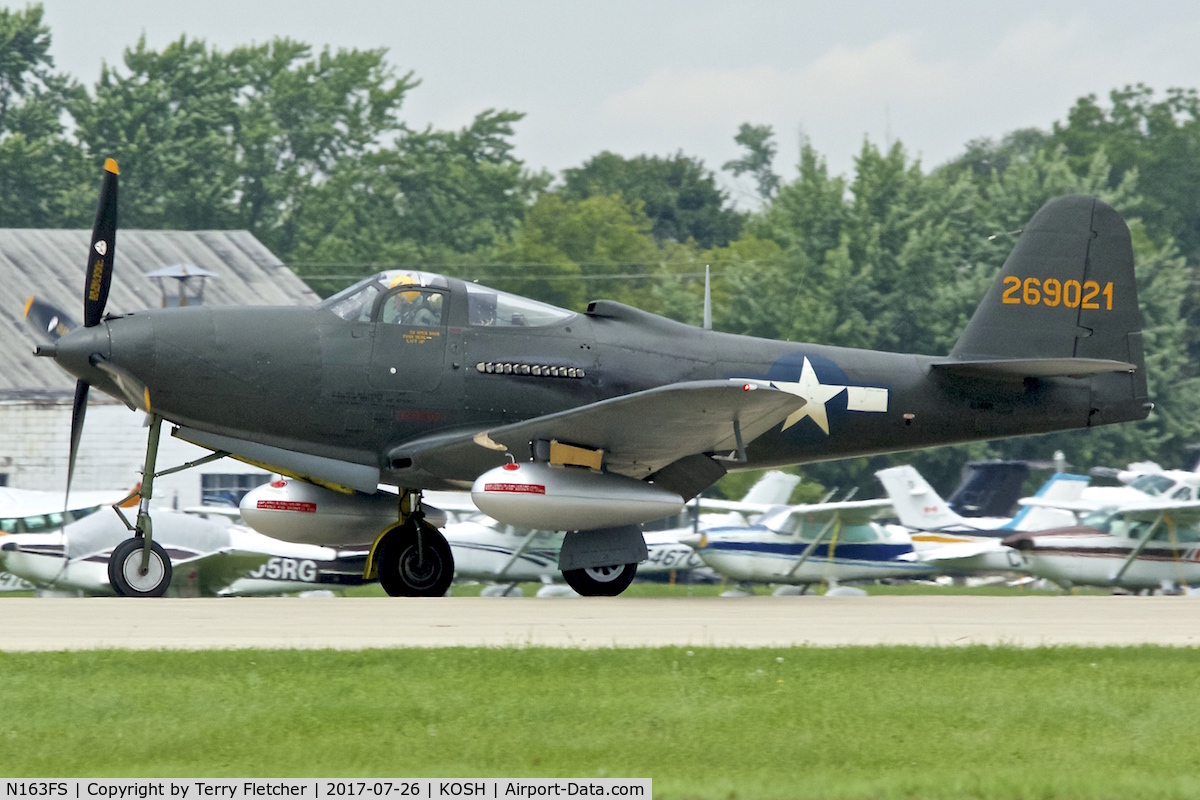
[3,646,1199,798]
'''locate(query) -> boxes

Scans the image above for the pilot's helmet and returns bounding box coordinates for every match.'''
[389,274,421,302]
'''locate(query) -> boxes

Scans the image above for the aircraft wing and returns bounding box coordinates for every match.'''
[168,549,271,596]
[777,498,894,526]
[1020,496,1200,523]
[692,498,784,514]
[398,379,805,484]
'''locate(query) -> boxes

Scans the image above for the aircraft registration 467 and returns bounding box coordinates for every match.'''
[35,159,1152,596]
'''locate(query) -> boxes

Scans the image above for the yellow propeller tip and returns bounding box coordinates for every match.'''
[23,296,34,318]
[143,387,151,412]
[104,158,119,175]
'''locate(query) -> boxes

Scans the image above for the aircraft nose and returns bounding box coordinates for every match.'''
[678,532,706,549]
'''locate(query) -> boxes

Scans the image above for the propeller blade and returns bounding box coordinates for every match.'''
[23,296,78,343]
[83,159,119,328]
[66,379,90,501]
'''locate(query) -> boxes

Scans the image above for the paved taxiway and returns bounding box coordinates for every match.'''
[2,596,1198,649]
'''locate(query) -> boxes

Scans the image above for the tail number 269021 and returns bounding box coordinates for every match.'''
[1002,277,1113,310]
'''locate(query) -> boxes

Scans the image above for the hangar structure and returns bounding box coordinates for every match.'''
[0,229,319,508]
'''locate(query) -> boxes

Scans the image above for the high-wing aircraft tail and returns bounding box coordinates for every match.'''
[935,195,1149,426]
[876,465,968,531]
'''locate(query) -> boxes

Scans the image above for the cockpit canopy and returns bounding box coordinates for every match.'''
[1078,507,1200,542]
[317,270,576,328]
[1128,473,1195,500]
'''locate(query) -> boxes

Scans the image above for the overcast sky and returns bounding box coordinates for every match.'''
[39,0,1200,204]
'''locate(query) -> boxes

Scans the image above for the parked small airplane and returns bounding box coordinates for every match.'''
[34,160,1153,596]
[1082,463,1200,507]
[0,484,130,592]
[679,498,935,589]
[0,486,371,596]
[1003,493,1200,591]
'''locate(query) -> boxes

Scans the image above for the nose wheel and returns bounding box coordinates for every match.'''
[108,538,172,597]
[107,414,175,597]
[375,516,454,597]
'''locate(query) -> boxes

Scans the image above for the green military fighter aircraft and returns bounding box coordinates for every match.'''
[37,159,1151,597]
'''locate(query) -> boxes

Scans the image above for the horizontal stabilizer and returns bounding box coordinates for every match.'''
[931,357,1136,380]
[912,540,1009,562]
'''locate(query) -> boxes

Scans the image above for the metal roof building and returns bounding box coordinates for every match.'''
[0,229,319,503]
[0,229,319,397]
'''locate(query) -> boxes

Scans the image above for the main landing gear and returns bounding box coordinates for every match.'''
[562,563,638,597]
[369,491,455,597]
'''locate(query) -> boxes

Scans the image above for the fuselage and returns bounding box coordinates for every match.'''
[51,270,1139,492]
[692,521,932,585]
[1004,525,1200,590]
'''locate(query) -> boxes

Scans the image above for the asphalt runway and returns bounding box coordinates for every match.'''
[2,595,1199,650]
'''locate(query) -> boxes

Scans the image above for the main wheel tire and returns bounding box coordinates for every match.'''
[562,562,638,596]
[376,518,454,597]
[108,538,173,597]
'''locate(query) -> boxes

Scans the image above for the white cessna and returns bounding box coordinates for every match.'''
[1004,490,1200,592]
[0,485,372,596]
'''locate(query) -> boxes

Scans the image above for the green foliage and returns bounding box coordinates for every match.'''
[1046,85,1200,365]
[461,192,660,311]
[560,150,743,248]
[0,3,89,227]
[722,122,780,201]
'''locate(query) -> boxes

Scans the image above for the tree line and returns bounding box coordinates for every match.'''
[4,4,1200,493]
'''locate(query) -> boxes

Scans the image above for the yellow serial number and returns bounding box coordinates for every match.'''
[1001,276,1113,310]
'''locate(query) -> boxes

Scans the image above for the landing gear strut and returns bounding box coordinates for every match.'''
[370,491,455,597]
[109,414,173,597]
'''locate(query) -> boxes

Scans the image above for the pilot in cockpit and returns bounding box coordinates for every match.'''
[383,282,442,327]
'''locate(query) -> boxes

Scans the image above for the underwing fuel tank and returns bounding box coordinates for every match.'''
[471,462,684,531]
[239,479,446,546]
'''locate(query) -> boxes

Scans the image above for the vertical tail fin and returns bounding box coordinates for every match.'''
[741,471,801,506]
[1003,473,1088,531]
[942,195,1150,425]
[946,462,1029,518]
[875,465,968,531]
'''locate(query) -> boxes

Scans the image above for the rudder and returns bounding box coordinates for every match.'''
[947,195,1149,424]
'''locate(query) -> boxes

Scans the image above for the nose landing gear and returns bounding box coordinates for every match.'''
[109,414,172,597]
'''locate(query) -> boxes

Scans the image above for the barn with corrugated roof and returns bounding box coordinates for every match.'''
[0,229,318,508]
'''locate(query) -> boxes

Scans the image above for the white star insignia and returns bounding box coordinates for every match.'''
[769,358,846,434]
